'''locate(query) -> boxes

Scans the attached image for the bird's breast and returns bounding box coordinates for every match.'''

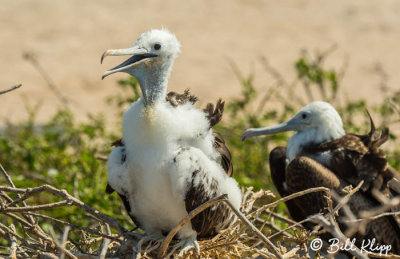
[306,150,334,168]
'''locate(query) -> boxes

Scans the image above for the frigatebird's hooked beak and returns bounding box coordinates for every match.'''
[241,117,307,141]
[101,45,157,79]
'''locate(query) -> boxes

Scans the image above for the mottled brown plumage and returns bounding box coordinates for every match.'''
[302,115,392,193]
[270,146,342,233]
[270,118,400,254]
[106,90,234,237]
[183,165,233,238]
[269,147,306,223]
[111,138,124,147]
[212,129,233,177]
[203,99,225,128]
[166,89,198,107]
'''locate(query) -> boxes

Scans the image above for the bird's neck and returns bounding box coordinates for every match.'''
[135,61,173,107]
[287,127,345,162]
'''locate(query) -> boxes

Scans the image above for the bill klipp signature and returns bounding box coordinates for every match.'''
[310,237,392,256]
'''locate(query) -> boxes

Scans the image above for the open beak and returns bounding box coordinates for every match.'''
[242,118,302,141]
[101,46,157,79]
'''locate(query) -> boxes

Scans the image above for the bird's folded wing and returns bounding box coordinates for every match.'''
[212,129,233,177]
[105,146,142,228]
[169,147,239,239]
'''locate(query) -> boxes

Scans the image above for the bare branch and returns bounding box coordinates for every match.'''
[256,186,330,211]
[0,84,22,95]
[0,185,128,235]
[0,163,17,188]
[9,224,17,259]
[99,224,111,259]
[59,226,71,259]
[26,212,118,241]
[49,226,77,259]
[0,162,35,224]
[3,200,70,212]
[329,180,364,216]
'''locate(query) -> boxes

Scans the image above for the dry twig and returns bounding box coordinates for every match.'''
[0,84,22,95]
[2,158,399,259]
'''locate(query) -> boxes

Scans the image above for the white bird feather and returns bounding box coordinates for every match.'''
[102,29,242,250]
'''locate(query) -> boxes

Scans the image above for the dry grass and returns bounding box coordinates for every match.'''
[0,160,306,259]
[2,158,399,259]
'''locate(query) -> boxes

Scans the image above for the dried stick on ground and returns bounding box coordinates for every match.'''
[9,224,17,259]
[0,161,131,258]
[267,213,322,240]
[48,226,77,259]
[25,212,119,240]
[0,185,127,235]
[252,186,331,214]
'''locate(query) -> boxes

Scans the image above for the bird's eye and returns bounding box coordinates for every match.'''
[301,113,307,119]
[154,43,161,50]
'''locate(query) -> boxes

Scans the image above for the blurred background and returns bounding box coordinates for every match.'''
[1,0,400,123]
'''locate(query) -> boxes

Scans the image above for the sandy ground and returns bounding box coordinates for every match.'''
[1,0,400,124]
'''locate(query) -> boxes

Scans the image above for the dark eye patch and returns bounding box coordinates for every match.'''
[154,43,161,50]
[302,113,307,119]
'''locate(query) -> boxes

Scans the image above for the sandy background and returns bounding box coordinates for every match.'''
[1,0,399,123]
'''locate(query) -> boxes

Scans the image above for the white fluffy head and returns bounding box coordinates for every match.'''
[134,29,181,61]
[242,101,346,161]
[102,28,181,78]
[101,29,181,106]
[287,101,346,160]
[292,101,344,134]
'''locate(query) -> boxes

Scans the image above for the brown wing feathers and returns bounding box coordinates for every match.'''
[203,99,234,177]
[304,112,392,192]
[166,89,198,107]
[212,130,233,177]
[111,138,124,147]
[203,99,225,128]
